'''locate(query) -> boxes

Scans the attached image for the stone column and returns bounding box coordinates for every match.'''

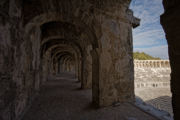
[81,45,92,89]
[161,0,180,119]
[75,60,79,78]
[92,4,139,106]
[78,58,82,82]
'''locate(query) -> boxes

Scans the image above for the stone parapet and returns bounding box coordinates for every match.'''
[134,60,170,68]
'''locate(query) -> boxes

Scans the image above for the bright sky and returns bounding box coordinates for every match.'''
[130,0,169,59]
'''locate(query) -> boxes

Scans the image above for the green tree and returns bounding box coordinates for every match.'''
[133,52,161,60]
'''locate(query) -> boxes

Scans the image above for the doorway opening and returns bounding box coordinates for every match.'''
[130,0,173,118]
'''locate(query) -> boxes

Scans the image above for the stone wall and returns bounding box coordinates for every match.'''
[0,0,139,119]
[134,60,171,89]
[134,60,172,115]
[160,1,180,119]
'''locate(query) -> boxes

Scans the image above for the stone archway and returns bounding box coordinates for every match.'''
[3,0,180,120]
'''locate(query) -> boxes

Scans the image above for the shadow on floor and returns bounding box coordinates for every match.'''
[146,96,173,116]
[22,73,159,120]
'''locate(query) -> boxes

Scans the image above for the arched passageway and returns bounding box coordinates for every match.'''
[22,73,158,120]
[0,0,180,120]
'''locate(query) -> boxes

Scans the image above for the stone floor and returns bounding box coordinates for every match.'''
[136,88,173,116]
[22,73,159,120]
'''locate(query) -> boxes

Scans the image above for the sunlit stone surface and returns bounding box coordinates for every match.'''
[134,60,172,116]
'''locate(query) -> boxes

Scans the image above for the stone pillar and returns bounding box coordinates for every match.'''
[92,5,139,106]
[81,45,92,89]
[78,58,82,82]
[67,62,70,72]
[75,60,79,78]
[161,0,180,119]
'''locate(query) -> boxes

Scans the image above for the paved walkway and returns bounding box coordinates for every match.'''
[22,73,158,120]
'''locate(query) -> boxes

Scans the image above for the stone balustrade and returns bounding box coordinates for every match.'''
[134,60,170,68]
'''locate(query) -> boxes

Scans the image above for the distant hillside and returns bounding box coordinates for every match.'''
[133,52,161,60]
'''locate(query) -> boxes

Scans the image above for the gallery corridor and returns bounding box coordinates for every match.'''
[22,73,158,120]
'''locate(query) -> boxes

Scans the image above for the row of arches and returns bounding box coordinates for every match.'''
[3,0,180,119]
[134,60,170,68]
[38,20,95,90]
[20,0,138,111]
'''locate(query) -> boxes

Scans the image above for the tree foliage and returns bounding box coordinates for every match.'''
[133,52,161,60]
